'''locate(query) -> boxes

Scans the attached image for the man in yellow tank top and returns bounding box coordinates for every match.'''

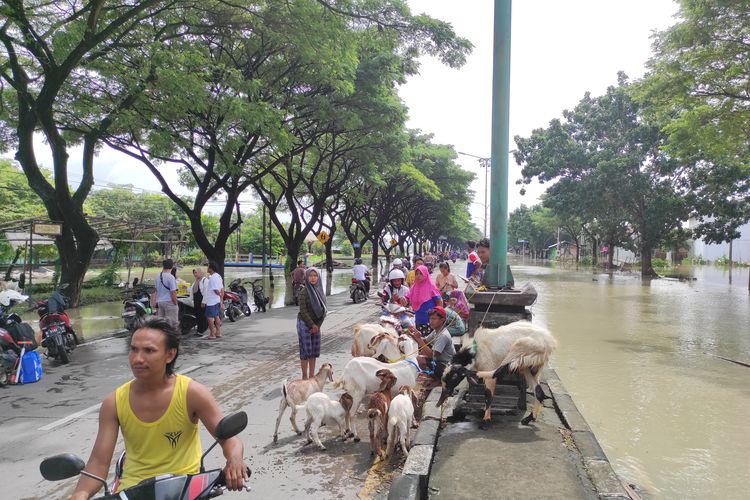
[69,317,247,499]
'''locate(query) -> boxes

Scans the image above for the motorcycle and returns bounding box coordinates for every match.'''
[40,411,252,500]
[0,290,36,385]
[349,273,370,304]
[121,286,152,332]
[222,289,244,323]
[176,296,207,336]
[228,279,252,317]
[250,279,269,312]
[36,290,79,365]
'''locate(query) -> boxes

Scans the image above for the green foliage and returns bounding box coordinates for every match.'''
[340,241,354,256]
[637,0,750,244]
[651,258,671,269]
[515,77,689,275]
[91,259,122,288]
[580,256,592,266]
[0,160,48,222]
[181,249,205,266]
[311,242,325,256]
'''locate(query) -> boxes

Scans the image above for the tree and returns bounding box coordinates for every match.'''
[85,187,187,283]
[0,0,199,305]
[515,75,688,276]
[637,0,750,245]
[0,159,47,223]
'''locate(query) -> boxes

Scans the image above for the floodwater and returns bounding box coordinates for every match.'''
[19,268,356,341]
[512,258,750,499]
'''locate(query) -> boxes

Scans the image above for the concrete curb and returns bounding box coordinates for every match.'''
[545,369,631,499]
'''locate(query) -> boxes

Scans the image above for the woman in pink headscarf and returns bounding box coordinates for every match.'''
[407,265,444,336]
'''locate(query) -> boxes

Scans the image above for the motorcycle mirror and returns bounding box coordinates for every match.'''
[200,411,248,473]
[40,453,85,481]
[214,411,248,440]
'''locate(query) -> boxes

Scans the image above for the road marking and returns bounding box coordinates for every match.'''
[39,402,102,431]
[37,366,203,431]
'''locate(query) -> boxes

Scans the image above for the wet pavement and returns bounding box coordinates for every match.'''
[0,291,406,499]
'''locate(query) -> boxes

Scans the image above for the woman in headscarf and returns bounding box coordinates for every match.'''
[297,267,327,379]
[191,268,209,334]
[406,265,443,337]
[447,289,470,324]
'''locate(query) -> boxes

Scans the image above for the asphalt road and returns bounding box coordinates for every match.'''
[0,292,404,500]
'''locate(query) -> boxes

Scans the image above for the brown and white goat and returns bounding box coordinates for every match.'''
[385,385,419,458]
[437,321,557,427]
[367,369,398,458]
[273,363,334,443]
[304,392,353,451]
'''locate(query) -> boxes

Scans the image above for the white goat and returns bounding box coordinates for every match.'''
[385,385,419,458]
[352,323,397,357]
[332,352,420,441]
[304,392,353,450]
[437,321,557,426]
[273,363,334,442]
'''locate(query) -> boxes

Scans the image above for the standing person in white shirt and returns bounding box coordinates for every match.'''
[204,261,224,339]
[154,259,178,327]
[352,257,370,294]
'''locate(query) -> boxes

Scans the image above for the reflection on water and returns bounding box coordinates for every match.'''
[512,259,749,499]
[19,268,356,342]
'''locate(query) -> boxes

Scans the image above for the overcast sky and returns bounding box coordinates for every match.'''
[402,0,680,233]
[13,0,680,226]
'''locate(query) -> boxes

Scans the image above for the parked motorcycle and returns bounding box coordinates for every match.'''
[222,289,244,323]
[121,286,152,332]
[0,290,36,385]
[40,411,252,499]
[36,290,79,365]
[250,279,269,312]
[177,296,209,336]
[228,279,252,316]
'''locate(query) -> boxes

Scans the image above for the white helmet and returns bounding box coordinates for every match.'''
[388,269,405,281]
[392,258,403,267]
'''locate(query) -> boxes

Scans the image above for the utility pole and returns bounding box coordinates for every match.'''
[486,0,512,288]
[458,151,490,238]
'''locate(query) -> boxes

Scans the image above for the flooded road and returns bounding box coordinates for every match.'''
[512,259,749,499]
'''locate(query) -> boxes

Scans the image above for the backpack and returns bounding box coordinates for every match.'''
[7,322,38,350]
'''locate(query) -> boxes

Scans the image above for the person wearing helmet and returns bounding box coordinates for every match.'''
[380,268,409,306]
[390,258,404,273]
[352,257,370,294]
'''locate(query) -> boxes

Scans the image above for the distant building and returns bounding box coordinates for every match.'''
[689,220,750,264]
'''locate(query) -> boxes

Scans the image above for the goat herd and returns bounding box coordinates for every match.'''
[272,316,558,464]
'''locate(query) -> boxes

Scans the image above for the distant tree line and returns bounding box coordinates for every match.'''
[513,0,748,276]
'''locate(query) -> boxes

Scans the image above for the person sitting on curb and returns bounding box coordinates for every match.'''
[405,306,455,387]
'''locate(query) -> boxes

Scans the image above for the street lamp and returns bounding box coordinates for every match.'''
[458,151,490,238]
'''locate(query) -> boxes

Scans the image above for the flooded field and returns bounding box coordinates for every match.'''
[512,259,749,499]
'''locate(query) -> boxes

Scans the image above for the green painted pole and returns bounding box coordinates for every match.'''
[487,0,512,287]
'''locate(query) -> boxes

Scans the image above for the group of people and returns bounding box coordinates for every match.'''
[153,259,226,339]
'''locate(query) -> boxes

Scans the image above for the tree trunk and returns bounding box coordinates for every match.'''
[4,248,23,281]
[325,238,334,296]
[640,245,657,277]
[607,243,615,269]
[284,245,302,305]
[370,238,380,283]
[591,238,598,266]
